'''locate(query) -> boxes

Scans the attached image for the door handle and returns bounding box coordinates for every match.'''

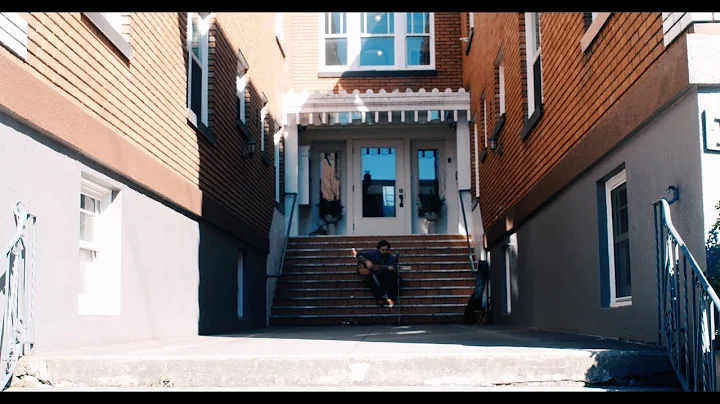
[399,193,404,207]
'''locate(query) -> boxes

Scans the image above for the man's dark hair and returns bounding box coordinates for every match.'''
[377,240,391,249]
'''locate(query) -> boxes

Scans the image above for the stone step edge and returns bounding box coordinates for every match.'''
[273,303,467,309]
[288,240,470,246]
[275,294,470,300]
[287,254,471,259]
[276,286,475,291]
[281,270,478,275]
[287,262,471,267]
[288,246,474,251]
[270,312,464,318]
[278,278,475,283]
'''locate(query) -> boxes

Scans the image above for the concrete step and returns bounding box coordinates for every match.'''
[270,312,465,325]
[283,262,472,271]
[275,278,476,291]
[276,286,475,298]
[5,325,680,390]
[289,234,470,243]
[271,303,467,317]
[280,270,476,280]
[285,246,475,257]
[287,240,473,249]
[284,254,472,265]
[273,295,471,307]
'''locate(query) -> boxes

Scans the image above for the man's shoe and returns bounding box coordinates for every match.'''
[386,299,394,308]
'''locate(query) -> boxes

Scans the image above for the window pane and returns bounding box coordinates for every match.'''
[406,12,429,34]
[191,14,202,60]
[614,239,632,298]
[361,147,396,218]
[406,36,430,66]
[79,248,95,295]
[80,194,97,212]
[191,58,203,116]
[365,13,393,34]
[327,12,346,34]
[533,55,542,106]
[325,38,347,65]
[360,37,394,66]
[80,212,94,243]
[417,149,440,217]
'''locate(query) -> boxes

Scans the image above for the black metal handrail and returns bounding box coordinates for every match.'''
[267,192,298,279]
[654,197,720,391]
[458,189,476,273]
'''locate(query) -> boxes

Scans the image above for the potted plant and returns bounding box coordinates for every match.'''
[417,192,445,234]
[317,197,343,235]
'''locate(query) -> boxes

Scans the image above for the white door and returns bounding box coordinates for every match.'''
[352,139,407,235]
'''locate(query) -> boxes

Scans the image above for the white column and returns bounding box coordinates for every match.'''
[455,110,473,235]
[284,113,299,236]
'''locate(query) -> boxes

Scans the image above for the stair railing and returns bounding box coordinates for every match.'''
[268,192,298,280]
[1,202,37,390]
[458,189,476,273]
[654,196,720,391]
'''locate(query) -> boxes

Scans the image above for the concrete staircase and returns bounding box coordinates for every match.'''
[270,235,478,326]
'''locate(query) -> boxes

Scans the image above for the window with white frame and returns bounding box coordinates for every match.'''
[186,12,211,134]
[275,13,285,50]
[237,250,245,319]
[102,13,123,33]
[498,60,506,116]
[320,12,435,72]
[483,96,488,148]
[468,12,475,30]
[236,49,249,129]
[591,12,599,22]
[504,240,512,314]
[260,105,269,153]
[604,169,632,306]
[78,177,121,316]
[524,12,543,117]
[83,12,132,59]
[473,114,480,198]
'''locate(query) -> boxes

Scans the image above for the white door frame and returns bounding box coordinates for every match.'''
[352,138,408,235]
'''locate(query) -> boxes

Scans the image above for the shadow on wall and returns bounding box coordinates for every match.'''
[178,14,279,335]
[706,200,720,293]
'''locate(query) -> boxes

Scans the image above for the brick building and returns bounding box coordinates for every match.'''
[0,12,287,350]
[461,12,720,343]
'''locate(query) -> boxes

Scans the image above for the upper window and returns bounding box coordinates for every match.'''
[83,12,133,59]
[186,12,212,141]
[524,12,543,118]
[320,12,435,72]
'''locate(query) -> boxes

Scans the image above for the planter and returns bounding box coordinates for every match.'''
[424,212,440,222]
[323,214,340,235]
[424,211,440,234]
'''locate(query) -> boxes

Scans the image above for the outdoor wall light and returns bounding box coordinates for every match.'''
[297,124,308,132]
[446,112,457,129]
[241,138,256,160]
[489,135,498,151]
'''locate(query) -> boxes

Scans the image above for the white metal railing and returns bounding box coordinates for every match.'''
[1,202,36,391]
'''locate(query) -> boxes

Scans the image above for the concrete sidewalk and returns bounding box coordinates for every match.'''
[9,324,679,390]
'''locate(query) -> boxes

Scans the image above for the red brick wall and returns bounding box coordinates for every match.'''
[16,12,286,234]
[462,12,665,230]
[286,12,464,93]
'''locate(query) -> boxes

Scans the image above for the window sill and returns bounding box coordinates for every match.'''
[261,149,272,166]
[276,36,286,58]
[520,104,544,141]
[580,12,612,53]
[237,119,252,141]
[187,110,215,144]
[491,113,506,140]
[318,69,437,78]
[609,298,632,308]
[479,146,488,163]
[83,13,133,60]
[465,27,474,55]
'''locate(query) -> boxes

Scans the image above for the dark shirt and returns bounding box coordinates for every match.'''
[356,250,397,269]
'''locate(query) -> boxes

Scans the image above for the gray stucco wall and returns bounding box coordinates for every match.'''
[487,88,705,344]
[698,88,720,276]
[0,111,267,352]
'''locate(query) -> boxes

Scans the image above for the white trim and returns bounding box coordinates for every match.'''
[524,12,542,117]
[78,176,122,316]
[186,12,212,128]
[260,105,269,152]
[237,75,248,124]
[504,242,512,314]
[580,12,612,53]
[468,12,475,30]
[274,130,283,203]
[274,13,285,51]
[483,96,488,147]
[0,13,28,61]
[604,169,632,308]
[101,13,124,34]
[473,118,480,198]
[284,88,470,116]
[318,12,436,73]
[498,60,505,115]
